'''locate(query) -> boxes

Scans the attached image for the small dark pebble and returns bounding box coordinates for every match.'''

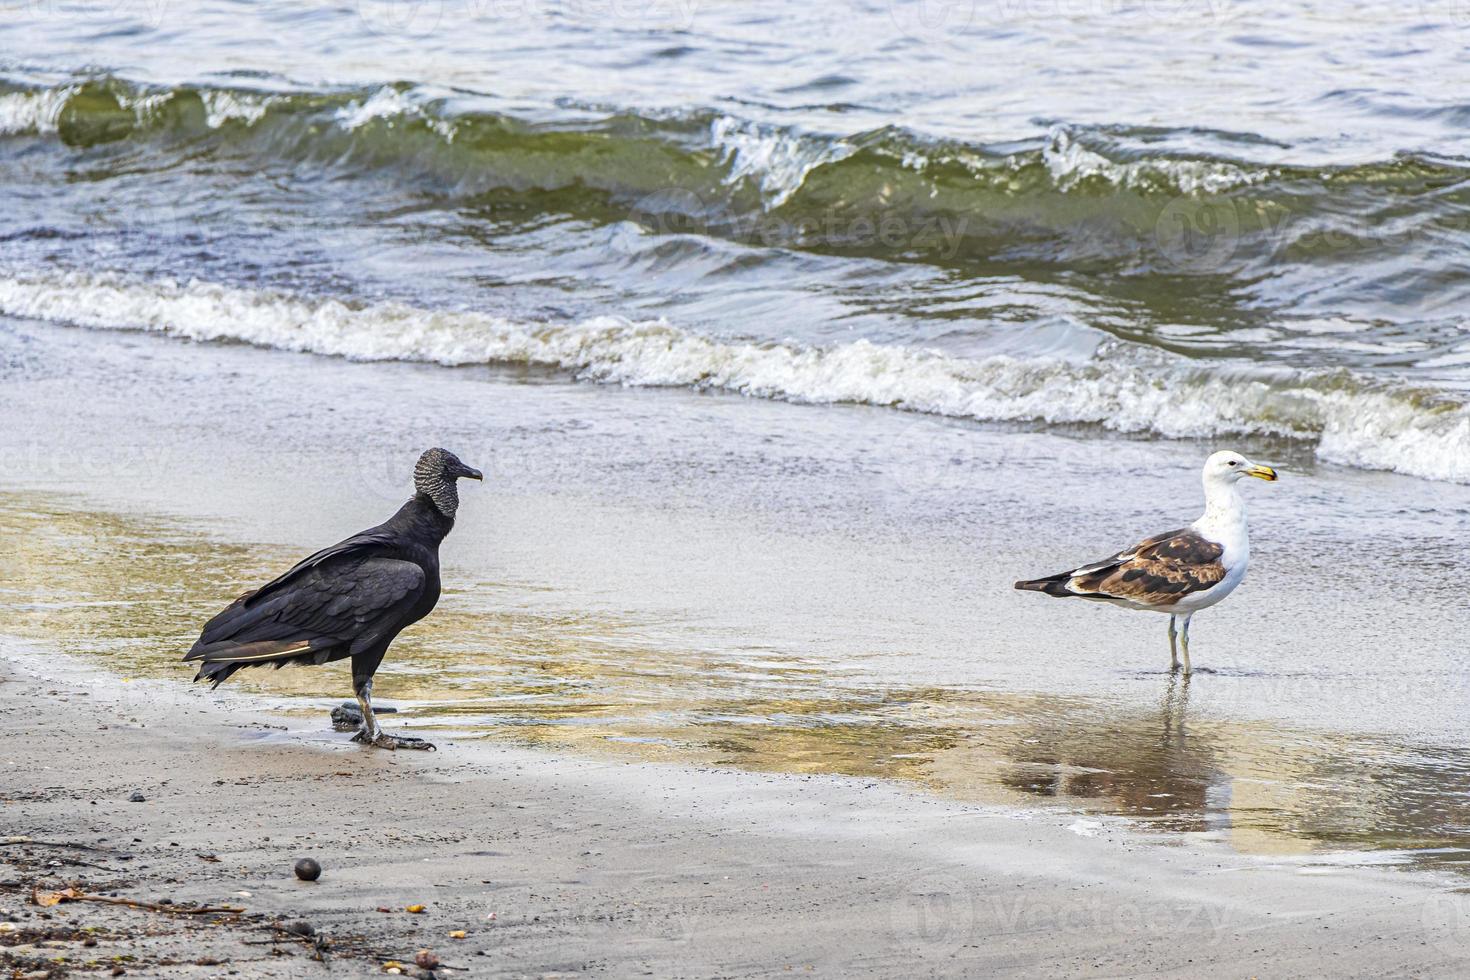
[294,857,322,882]
[127,791,145,803]
[286,920,315,938]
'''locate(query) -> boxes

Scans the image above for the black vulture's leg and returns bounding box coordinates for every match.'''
[348,676,381,742]
[348,676,435,751]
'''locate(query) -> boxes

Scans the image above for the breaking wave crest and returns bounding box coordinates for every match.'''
[0,77,1290,200]
[2,76,1463,263]
[3,270,1469,484]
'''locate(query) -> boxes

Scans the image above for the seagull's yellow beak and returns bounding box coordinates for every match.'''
[1245,464,1278,482]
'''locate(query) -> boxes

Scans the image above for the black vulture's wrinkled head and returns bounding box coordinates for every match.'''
[414,448,483,518]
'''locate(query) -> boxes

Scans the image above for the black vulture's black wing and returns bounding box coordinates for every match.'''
[185,545,427,684]
[234,529,399,609]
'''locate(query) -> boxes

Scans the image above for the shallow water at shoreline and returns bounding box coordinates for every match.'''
[6,491,1470,873]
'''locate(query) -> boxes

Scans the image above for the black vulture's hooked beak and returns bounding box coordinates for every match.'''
[457,463,484,482]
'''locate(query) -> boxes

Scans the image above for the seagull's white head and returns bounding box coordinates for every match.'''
[1203,450,1277,486]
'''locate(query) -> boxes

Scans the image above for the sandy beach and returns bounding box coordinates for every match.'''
[7,642,1470,979]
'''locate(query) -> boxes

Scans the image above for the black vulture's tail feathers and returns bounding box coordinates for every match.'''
[188,642,342,688]
[184,589,345,687]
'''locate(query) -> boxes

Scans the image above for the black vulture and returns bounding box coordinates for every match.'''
[184,448,482,750]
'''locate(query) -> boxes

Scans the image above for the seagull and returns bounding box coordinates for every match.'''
[184,448,482,750]
[1014,450,1277,674]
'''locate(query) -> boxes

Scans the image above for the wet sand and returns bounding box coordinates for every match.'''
[5,643,1470,978]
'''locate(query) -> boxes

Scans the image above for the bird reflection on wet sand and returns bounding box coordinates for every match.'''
[995,674,1218,832]
[952,675,1217,834]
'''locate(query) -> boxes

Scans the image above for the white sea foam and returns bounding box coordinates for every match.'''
[332,85,459,141]
[200,90,272,129]
[0,87,72,136]
[336,86,421,130]
[711,116,855,208]
[3,270,1469,483]
[0,85,276,136]
[1042,125,1272,195]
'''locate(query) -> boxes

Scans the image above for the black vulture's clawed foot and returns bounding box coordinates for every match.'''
[351,729,436,751]
[379,733,436,751]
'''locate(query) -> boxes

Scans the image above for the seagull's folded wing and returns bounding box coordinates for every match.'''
[1063,529,1226,605]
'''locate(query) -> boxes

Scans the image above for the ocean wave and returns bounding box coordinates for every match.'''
[3,73,1467,301]
[3,75,1461,203]
[5,75,1462,289]
[3,269,1469,484]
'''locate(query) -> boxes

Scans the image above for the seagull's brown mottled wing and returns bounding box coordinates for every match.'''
[1016,528,1226,606]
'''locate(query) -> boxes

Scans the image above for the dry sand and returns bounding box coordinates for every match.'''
[4,639,1469,979]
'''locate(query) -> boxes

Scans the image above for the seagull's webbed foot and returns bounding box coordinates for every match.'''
[351,729,436,751]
